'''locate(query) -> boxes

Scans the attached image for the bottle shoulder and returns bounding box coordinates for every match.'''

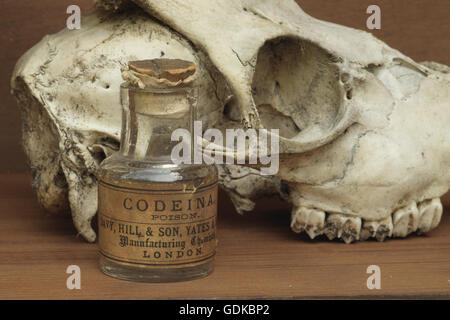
[98,154,218,185]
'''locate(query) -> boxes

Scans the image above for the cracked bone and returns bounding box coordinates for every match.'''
[11,0,450,243]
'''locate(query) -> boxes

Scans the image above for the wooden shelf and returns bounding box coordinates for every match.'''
[1,173,449,299]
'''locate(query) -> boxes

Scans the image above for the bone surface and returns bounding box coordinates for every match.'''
[11,0,450,243]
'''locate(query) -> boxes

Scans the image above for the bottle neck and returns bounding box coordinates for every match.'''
[120,84,194,163]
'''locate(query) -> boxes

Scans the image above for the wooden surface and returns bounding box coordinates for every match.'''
[1,173,449,299]
[1,0,450,172]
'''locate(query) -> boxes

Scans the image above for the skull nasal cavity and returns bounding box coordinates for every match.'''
[252,37,343,139]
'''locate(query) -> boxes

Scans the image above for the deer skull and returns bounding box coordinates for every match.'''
[11,0,450,243]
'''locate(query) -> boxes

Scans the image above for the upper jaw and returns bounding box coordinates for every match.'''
[291,197,443,243]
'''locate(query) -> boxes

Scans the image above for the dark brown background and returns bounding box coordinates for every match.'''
[1,0,449,201]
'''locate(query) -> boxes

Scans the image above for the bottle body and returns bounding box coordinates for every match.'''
[97,81,218,282]
[98,156,218,282]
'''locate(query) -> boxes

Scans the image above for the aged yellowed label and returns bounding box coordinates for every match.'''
[98,177,218,268]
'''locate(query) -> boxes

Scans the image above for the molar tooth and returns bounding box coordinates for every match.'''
[325,214,361,243]
[341,217,362,244]
[359,227,371,241]
[361,216,393,242]
[417,198,443,234]
[375,216,393,241]
[290,207,325,239]
[324,216,338,240]
[392,202,419,238]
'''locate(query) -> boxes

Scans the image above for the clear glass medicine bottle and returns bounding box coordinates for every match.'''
[97,59,218,282]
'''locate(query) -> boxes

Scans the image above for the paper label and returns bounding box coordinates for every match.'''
[98,177,218,268]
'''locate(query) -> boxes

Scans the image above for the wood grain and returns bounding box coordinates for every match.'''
[1,0,450,172]
[0,173,449,299]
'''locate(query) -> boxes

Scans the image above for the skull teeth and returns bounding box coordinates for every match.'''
[324,214,361,244]
[417,198,443,234]
[290,207,325,239]
[290,198,443,243]
[361,216,393,242]
[392,202,420,238]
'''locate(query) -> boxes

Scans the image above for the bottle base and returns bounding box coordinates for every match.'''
[99,255,214,283]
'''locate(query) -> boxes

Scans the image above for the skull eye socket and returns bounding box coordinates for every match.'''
[252,37,344,141]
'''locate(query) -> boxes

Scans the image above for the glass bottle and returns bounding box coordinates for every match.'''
[97,59,218,282]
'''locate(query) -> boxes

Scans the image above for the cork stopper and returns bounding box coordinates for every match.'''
[128,59,196,82]
[122,58,196,89]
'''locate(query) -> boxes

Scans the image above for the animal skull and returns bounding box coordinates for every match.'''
[11,0,450,243]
